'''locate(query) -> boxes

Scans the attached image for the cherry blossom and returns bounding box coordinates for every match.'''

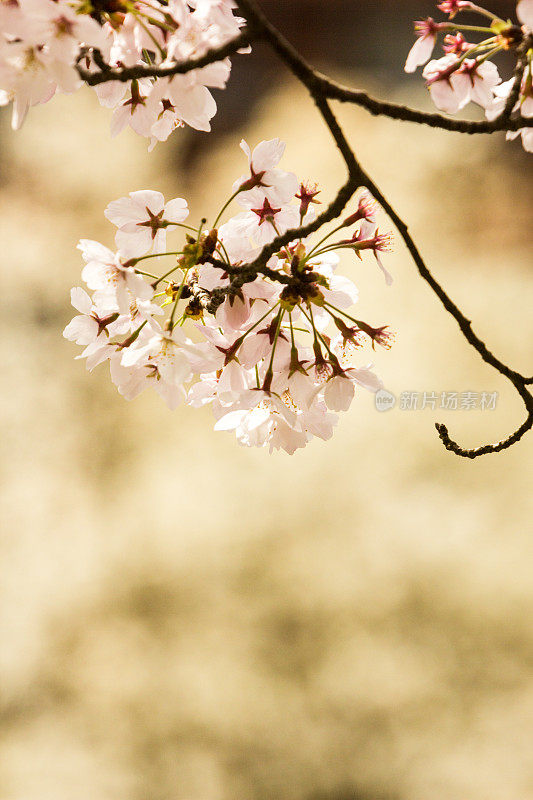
[323,365,382,412]
[405,18,444,73]
[462,59,501,109]
[404,0,533,136]
[214,390,298,451]
[222,189,300,247]
[0,0,245,138]
[233,138,299,205]
[443,32,472,56]
[63,287,131,369]
[66,137,396,452]
[423,55,472,113]
[105,190,189,258]
[487,75,533,153]
[437,1,470,18]
[78,239,154,313]
[64,287,122,345]
[339,221,394,285]
[120,327,196,409]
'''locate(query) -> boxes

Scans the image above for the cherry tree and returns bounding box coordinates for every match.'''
[3,0,531,454]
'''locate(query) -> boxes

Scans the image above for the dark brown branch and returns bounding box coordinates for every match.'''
[501,36,531,121]
[355,169,533,457]
[436,405,533,458]
[234,0,533,136]
[320,80,532,134]
[77,28,255,86]
[233,0,532,458]
[285,59,533,456]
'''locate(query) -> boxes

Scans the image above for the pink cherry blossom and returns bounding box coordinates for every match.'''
[105,190,189,258]
[78,239,153,313]
[63,287,132,370]
[120,327,198,409]
[342,220,394,285]
[109,355,153,401]
[443,32,471,56]
[234,138,299,205]
[63,287,125,345]
[223,189,300,247]
[492,75,533,153]
[462,59,501,110]
[214,389,299,452]
[0,0,244,137]
[423,55,471,113]
[423,55,501,115]
[109,79,159,139]
[405,18,443,74]
[437,0,470,17]
[67,137,393,452]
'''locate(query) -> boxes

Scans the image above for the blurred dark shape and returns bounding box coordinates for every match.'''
[250,0,518,70]
[307,789,400,800]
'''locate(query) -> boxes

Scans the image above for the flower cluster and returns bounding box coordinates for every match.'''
[405,0,533,152]
[0,0,244,142]
[65,138,395,453]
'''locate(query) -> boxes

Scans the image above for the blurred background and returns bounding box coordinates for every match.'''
[1,2,532,799]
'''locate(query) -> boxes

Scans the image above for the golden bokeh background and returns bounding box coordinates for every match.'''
[1,4,532,798]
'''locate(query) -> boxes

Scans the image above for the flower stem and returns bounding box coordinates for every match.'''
[304,222,346,260]
[134,268,161,280]
[477,44,504,64]
[301,304,337,361]
[213,188,243,228]
[466,3,502,23]
[230,300,281,355]
[271,220,292,260]
[153,263,185,287]
[130,10,166,58]
[445,22,494,33]
[116,319,147,349]
[217,239,232,266]
[263,308,285,390]
[169,268,190,329]
[324,301,363,328]
[131,250,185,266]
[289,312,296,348]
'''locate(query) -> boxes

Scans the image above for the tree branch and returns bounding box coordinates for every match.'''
[320,80,532,134]
[77,28,256,86]
[232,0,532,458]
[80,0,532,456]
